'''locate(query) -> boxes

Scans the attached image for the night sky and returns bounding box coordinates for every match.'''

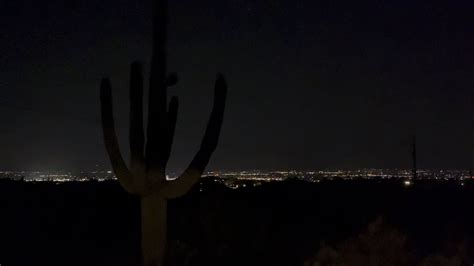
[0,0,472,172]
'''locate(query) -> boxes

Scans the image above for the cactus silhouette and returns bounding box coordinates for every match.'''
[99,0,227,265]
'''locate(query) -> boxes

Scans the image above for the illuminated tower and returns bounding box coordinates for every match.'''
[412,135,417,180]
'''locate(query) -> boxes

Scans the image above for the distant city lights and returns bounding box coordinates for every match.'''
[0,169,471,190]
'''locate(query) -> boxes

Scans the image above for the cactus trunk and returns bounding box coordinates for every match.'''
[141,194,167,266]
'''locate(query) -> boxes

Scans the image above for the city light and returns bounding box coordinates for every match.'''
[0,169,470,190]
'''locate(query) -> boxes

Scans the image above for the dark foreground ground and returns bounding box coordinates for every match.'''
[0,178,473,266]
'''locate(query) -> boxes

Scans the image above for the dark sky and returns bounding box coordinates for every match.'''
[0,0,472,172]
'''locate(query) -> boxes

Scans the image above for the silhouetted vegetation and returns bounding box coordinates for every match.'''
[99,0,226,265]
[305,216,471,266]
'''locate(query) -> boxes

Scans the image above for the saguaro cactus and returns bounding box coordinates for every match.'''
[99,0,227,265]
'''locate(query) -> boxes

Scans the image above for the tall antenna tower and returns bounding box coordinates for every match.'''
[412,135,417,179]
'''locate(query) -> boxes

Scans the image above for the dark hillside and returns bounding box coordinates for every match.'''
[1,179,473,265]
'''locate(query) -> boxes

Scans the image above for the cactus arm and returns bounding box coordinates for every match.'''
[163,96,179,164]
[100,78,136,194]
[196,74,227,160]
[162,74,227,199]
[129,62,146,173]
